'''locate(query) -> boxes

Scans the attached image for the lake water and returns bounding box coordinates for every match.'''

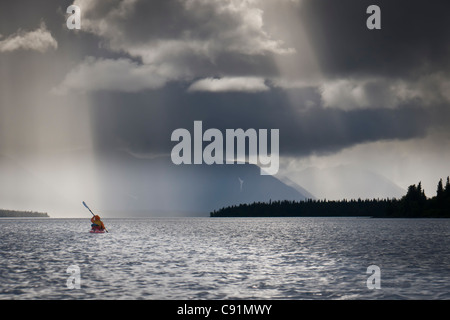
[0,217,449,300]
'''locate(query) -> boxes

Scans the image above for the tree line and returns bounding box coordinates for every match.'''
[0,209,49,217]
[210,176,450,218]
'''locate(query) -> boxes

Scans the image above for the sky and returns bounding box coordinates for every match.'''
[1,0,450,216]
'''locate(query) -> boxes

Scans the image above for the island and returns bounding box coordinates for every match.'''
[211,177,450,218]
[0,209,49,218]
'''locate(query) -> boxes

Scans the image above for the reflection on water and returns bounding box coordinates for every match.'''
[0,217,449,299]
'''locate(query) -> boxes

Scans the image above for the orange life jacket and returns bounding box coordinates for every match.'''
[91,215,105,229]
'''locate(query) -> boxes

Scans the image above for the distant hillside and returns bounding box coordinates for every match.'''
[94,151,310,215]
[0,209,49,217]
[287,165,405,200]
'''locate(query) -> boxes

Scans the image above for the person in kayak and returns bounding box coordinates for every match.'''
[91,215,105,231]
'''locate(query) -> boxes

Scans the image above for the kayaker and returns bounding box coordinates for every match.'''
[91,215,105,231]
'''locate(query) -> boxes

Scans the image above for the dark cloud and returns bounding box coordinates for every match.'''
[2,0,450,160]
[299,0,450,78]
[89,85,443,158]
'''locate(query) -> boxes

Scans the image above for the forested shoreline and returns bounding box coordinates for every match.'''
[211,177,450,218]
[0,209,49,217]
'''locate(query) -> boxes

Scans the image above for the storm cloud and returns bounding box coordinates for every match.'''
[49,0,450,160]
[2,0,450,158]
[1,0,450,214]
[53,0,295,95]
[299,0,450,78]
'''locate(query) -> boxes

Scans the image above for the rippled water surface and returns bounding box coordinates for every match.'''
[1,217,449,299]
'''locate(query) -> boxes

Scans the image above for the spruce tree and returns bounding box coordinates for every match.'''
[437,178,444,199]
[445,177,450,197]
